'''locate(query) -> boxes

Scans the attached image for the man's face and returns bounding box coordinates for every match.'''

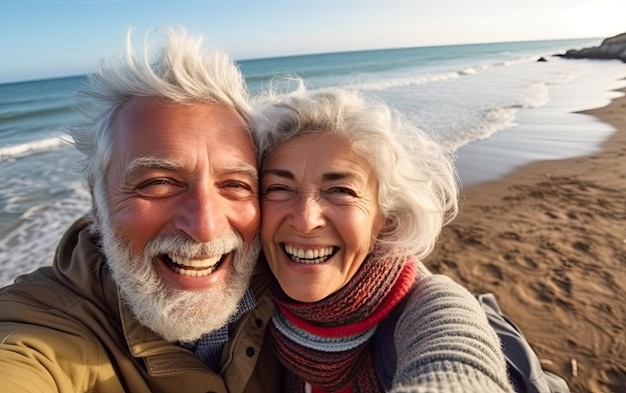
[95,97,261,342]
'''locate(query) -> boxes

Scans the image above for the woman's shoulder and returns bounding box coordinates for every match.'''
[407,262,479,311]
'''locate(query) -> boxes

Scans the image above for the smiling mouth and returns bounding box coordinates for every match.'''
[283,244,337,265]
[161,253,225,277]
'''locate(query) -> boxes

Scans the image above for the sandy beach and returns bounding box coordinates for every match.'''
[425,85,626,392]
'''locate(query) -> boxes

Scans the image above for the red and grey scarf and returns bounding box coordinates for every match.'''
[269,250,417,393]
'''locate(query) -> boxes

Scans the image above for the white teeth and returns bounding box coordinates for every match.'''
[166,254,223,277]
[284,245,334,265]
[170,264,218,277]
[169,254,221,268]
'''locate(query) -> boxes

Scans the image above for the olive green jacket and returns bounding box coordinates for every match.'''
[0,217,281,393]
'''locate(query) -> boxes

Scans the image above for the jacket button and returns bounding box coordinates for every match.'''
[255,318,263,327]
[246,347,255,357]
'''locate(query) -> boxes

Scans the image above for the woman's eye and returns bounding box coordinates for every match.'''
[265,185,289,192]
[261,184,293,201]
[328,187,356,196]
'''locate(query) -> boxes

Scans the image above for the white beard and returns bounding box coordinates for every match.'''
[94,190,260,342]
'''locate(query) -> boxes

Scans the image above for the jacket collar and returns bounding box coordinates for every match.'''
[55,216,273,364]
[54,217,195,358]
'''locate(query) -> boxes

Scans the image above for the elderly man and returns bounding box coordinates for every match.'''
[0,28,280,392]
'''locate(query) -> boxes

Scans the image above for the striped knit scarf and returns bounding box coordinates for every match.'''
[269,251,417,393]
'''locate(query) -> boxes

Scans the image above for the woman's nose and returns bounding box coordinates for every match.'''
[289,195,326,233]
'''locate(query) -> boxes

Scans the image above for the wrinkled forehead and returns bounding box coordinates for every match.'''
[263,132,376,184]
[109,97,257,171]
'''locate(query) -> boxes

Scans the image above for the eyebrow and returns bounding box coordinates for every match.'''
[126,157,258,179]
[322,172,362,182]
[262,168,365,182]
[261,168,294,179]
[125,157,182,178]
[221,163,259,180]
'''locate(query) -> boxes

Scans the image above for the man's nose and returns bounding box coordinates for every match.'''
[289,195,326,233]
[174,185,227,243]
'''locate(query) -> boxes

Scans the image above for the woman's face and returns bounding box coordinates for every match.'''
[261,132,383,302]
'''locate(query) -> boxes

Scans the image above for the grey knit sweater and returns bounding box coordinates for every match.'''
[390,264,516,393]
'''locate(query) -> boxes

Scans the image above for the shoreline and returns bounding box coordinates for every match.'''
[426,85,626,392]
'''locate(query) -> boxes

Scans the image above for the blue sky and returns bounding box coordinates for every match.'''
[2,0,625,83]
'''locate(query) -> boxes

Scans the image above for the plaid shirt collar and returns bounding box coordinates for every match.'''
[178,288,257,369]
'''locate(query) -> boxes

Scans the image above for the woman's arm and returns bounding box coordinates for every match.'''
[390,265,515,393]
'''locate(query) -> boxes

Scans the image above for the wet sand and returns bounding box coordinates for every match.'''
[426,86,626,393]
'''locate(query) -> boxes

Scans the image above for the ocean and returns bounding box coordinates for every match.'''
[1,38,625,287]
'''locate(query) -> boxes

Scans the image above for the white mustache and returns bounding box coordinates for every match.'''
[144,232,243,259]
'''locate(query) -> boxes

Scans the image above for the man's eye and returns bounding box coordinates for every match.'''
[138,179,171,188]
[135,178,183,198]
[225,181,252,190]
[221,180,257,199]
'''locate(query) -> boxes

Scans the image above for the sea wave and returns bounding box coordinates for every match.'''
[0,135,73,162]
[0,189,90,288]
[319,54,558,94]
[431,106,520,152]
[0,101,74,123]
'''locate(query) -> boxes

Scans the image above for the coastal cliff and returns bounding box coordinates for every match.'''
[557,32,626,62]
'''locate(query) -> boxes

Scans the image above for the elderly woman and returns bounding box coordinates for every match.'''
[254,83,515,393]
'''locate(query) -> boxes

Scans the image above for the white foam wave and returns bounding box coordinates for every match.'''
[524,82,550,108]
[337,54,551,94]
[0,188,91,288]
[449,107,520,150]
[460,67,477,75]
[0,135,72,162]
[344,71,461,92]
[545,67,584,86]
